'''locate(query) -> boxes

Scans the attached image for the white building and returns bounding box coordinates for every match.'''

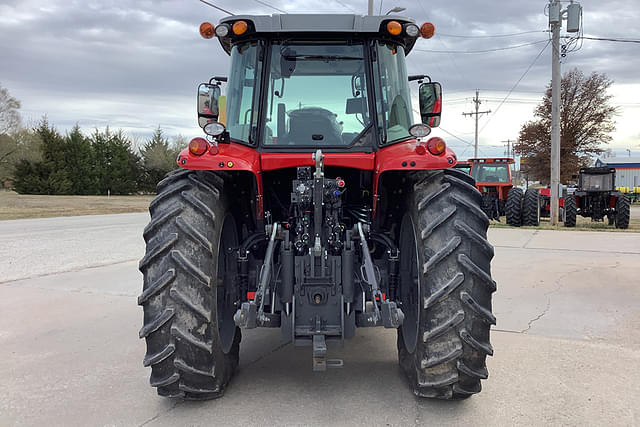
[595,157,640,188]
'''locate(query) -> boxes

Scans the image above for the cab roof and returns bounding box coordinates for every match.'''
[216,14,419,55]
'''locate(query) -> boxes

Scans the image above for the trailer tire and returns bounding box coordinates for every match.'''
[138,169,241,400]
[615,195,630,229]
[505,187,524,226]
[522,188,540,226]
[397,169,495,400]
[564,194,577,227]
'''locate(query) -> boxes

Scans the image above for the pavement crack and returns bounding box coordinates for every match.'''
[519,265,590,334]
[0,258,140,285]
[138,400,181,427]
[244,341,291,367]
[520,298,552,333]
[521,229,540,248]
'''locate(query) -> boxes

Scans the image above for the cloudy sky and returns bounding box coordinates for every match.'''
[2,0,639,159]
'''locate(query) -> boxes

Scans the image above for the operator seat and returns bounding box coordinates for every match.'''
[286,107,342,145]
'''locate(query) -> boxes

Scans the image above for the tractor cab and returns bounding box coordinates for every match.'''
[195,15,442,151]
[467,158,515,220]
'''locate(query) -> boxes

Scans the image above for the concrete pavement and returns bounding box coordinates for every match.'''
[1,213,639,426]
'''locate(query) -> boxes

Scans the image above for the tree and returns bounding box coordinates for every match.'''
[91,128,141,195]
[64,125,96,194]
[514,69,617,183]
[139,127,180,192]
[0,84,21,135]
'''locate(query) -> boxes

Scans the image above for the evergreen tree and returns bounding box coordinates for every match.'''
[65,125,96,194]
[139,126,180,192]
[91,128,141,195]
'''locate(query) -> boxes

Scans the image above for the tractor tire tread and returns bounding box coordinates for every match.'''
[399,169,495,400]
[564,194,577,227]
[615,195,630,229]
[522,188,540,226]
[139,170,240,401]
[505,187,524,226]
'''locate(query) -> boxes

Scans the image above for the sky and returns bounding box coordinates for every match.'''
[1,0,640,160]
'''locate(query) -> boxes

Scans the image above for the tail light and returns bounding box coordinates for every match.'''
[189,137,209,156]
[426,137,446,155]
[420,22,435,39]
[199,22,215,39]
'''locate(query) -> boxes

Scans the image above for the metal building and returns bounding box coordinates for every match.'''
[595,157,640,188]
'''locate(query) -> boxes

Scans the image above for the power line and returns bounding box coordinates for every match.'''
[199,0,235,16]
[252,0,287,13]
[438,30,548,39]
[478,39,551,134]
[414,39,549,54]
[578,36,640,44]
[333,0,357,13]
[438,126,474,147]
[462,90,491,157]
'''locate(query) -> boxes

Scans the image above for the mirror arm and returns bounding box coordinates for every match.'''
[217,131,230,144]
[209,76,228,84]
[408,74,431,82]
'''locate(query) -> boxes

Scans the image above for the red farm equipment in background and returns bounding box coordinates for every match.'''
[467,158,514,221]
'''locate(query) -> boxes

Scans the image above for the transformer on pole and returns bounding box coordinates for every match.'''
[548,0,582,226]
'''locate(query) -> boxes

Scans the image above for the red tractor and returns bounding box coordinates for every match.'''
[138,14,495,401]
[467,158,515,221]
[453,159,471,174]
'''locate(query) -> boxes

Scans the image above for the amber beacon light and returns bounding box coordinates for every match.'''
[386,21,402,36]
[232,20,248,35]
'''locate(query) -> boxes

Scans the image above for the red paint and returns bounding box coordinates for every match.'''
[373,139,456,216]
[178,139,456,220]
[247,291,256,300]
[260,152,375,171]
[177,142,261,172]
[177,142,263,218]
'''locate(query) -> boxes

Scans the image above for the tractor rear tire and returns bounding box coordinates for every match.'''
[397,169,495,400]
[505,187,524,226]
[564,194,577,227]
[522,188,540,226]
[615,195,630,229]
[138,169,241,400]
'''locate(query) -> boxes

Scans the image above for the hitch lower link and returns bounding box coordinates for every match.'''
[233,223,280,329]
[356,223,404,329]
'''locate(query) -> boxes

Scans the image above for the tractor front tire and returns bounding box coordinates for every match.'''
[505,187,524,226]
[564,194,577,227]
[615,195,630,229]
[138,169,241,400]
[397,169,495,400]
[522,188,540,226]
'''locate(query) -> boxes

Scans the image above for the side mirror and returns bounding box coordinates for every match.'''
[198,83,221,128]
[418,82,442,128]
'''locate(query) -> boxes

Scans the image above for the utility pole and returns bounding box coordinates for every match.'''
[502,139,516,158]
[549,0,561,226]
[463,90,491,158]
[368,0,373,15]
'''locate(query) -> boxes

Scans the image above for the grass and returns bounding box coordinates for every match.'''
[0,190,153,220]
[490,206,640,233]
